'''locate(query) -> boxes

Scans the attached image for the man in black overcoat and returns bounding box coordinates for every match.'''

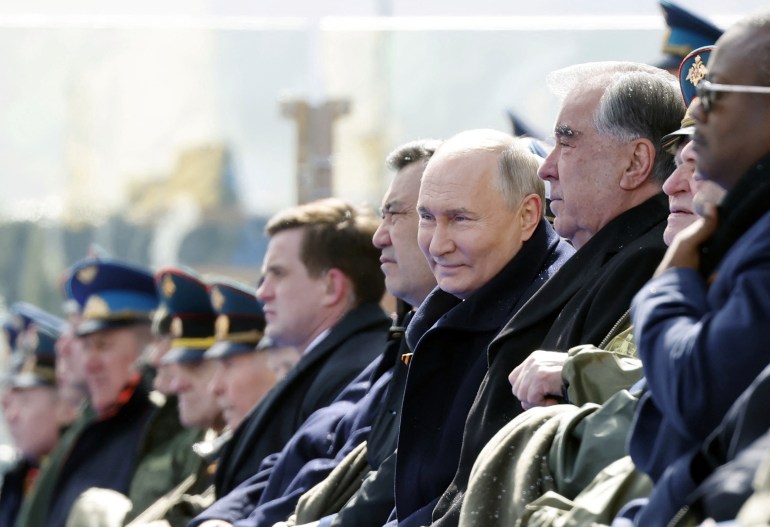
[207,198,391,509]
[389,130,575,527]
[190,140,439,527]
[428,61,685,527]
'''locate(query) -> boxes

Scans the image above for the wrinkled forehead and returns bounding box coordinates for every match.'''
[421,150,496,194]
[555,86,604,129]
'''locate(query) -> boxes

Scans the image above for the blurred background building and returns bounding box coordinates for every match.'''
[0,0,761,316]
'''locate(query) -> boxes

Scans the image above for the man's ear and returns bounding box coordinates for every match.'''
[518,194,542,243]
[620,138,655,190]
[320,267,351,307]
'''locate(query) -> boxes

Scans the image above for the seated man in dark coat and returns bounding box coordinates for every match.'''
[456,71,727,525]
[270,130,573,527]
[206,279,298,434]
[386,129,574,527]
[64,266,228,527]
[0,305,67,527]
[128,276,291,527]
[190,140,440,527]
[195,198,391,523]
[619,10,770,525]
[125,267,228,525]
[429,61,684,527]
[16,258,196,527]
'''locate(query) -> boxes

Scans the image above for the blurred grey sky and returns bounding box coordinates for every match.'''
[1,0,767,450]
[0,0,763,18]
[0,0,764,220]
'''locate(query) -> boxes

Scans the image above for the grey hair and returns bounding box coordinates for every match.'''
[547,62,685,184]
[498,138,546,211]
[435,129,545,211]
[386,139,443,171]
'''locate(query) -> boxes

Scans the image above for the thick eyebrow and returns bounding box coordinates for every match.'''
[445,207,475,218]
[263,263,285,275]
[554,123,581,139]
[381,200,401,212]
[417,205,473,217]
[381,200,411,217]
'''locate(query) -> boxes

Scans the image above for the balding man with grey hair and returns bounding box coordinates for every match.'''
[428,62,684,527]
[385,129,574,527]
[543,61,684,249]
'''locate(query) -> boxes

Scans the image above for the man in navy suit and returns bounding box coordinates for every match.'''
[190,140,440,527]
[199,197,391,521]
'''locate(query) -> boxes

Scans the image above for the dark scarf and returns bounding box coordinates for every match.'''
[700,152,770,278]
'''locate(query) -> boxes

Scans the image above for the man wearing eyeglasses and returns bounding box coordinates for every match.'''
[691,36,770,191]
[620,8,770,526]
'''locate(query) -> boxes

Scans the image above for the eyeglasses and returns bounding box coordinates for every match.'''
[695,80,770,113]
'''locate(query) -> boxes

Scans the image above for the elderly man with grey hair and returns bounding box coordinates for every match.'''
[425,62,684,527]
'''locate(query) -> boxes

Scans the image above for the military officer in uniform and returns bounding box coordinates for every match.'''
[206,278,298,432]
[15,258,193,527]
[0,305,67,526]
[121,267,229,526]
[128,276,292,526]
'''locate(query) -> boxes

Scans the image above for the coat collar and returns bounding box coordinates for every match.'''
[701,151,770,278]
[500,193,668,337]
[407,219,569,349]
[221,301,389,485]
[300,302,390,363]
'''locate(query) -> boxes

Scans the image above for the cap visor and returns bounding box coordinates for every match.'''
[205,341,258,360]
[161,346,209,364]
[7,372,56,389]
[76,318,149,337]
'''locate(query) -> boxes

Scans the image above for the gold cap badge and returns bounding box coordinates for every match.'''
[686,55,708,87]
[77,265,98,285]
[215,315,230,339]
[162,274,176,298]
[211,287,225,311]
